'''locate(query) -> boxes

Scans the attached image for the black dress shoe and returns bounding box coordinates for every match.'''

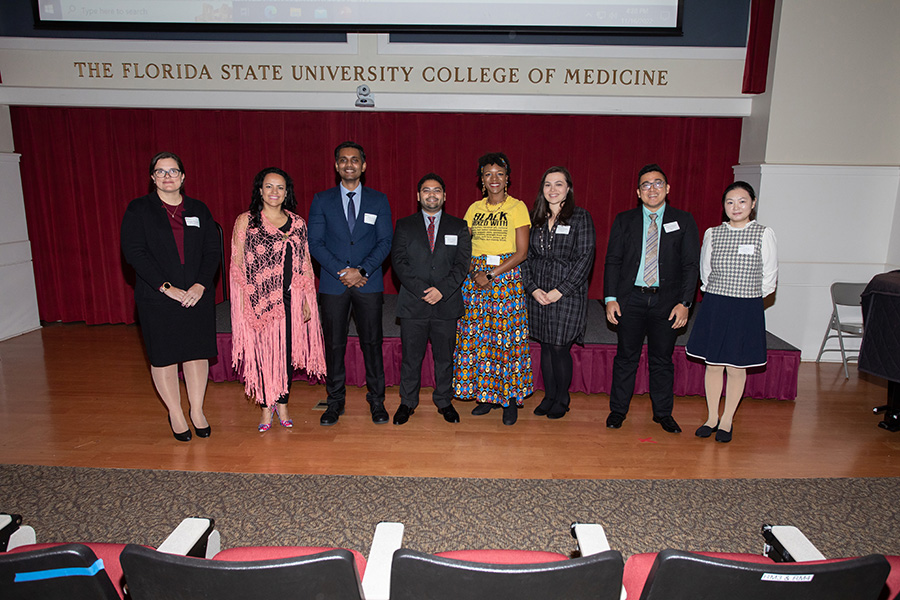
[438,405,460,423]
[320,402,345,426]
[653,415,682,433]
[169,417,192,442]
[547,401,569,420]
[502,404,518,426]
[371,403,389,424]
[715,427,733,443]
[533,396,555,416]
[393,404,414,425]
[695,422,719,438]
[606,411,626,428]
[472,403,497,416]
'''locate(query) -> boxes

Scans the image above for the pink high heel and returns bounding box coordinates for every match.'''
[275,404,293,428]
[258,406,275,433]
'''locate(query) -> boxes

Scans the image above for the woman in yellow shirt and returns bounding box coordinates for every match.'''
[453,152,533,425]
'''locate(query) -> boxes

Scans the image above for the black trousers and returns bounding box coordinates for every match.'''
[319,289,385,406]
[398,316,457,410]
[609,290,678,417]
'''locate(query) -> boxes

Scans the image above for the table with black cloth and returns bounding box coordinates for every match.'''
[859,270,900,431]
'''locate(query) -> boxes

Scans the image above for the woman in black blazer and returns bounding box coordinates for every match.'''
[121,152,220,441]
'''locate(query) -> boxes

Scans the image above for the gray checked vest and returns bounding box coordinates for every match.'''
[706,221,766,298]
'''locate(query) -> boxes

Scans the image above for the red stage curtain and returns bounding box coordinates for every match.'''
[742,0,776,94]
[10,108,741,324]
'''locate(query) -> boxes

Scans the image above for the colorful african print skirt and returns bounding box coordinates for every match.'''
[452,254,534,407]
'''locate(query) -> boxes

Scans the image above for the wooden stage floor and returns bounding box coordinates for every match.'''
[0,323,898,480]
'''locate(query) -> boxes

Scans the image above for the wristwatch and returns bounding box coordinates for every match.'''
[485,272,494,282]
[357,267,368,278]
[159,282,171,293]
[681,301,693,309]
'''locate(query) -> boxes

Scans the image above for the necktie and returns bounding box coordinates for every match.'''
[644,214,658,286]
[346,191,356,233]
[427,216,436,252]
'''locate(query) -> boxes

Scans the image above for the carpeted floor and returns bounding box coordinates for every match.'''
[2,464,897,559]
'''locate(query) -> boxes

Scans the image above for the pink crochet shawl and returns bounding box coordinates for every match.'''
[230,210,326,405]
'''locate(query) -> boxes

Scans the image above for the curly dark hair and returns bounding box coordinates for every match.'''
[476,152,511,193]
[248,167,296,228]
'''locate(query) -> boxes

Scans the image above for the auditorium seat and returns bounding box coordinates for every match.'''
[623,524,891,600]
[371,521,624,600]
[2,516,216,599]
[0,513,35,551]
[121,544,366,600]
[0,543,122,600]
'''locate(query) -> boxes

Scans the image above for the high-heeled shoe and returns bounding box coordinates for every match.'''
[169,417,192,442]
[258,406,275,433]
[192,422,211,438]
[275,403,293,428]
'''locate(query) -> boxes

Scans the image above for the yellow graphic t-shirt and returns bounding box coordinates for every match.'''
[464,196,531,256]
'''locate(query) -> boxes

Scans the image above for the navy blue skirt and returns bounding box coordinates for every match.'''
[686,293,767,368]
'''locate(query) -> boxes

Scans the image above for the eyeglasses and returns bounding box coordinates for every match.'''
[154,168,182,178]
[639,179,665,191]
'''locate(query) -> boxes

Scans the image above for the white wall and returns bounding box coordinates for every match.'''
[735,164,899,359]
[0,116,41,341]
[738,0,900,360]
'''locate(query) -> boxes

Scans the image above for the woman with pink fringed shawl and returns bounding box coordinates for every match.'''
[230,167,326,432]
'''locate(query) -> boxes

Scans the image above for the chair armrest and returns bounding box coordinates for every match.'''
[762,524,826,562]
[361,521,404,600]
[570,523,611,556]
[157,517,219,559]
[0,513,36,551]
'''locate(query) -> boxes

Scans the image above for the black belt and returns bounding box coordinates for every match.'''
[635,286,659,294]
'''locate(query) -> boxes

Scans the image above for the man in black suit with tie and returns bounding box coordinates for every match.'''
[391,173,472,424]
[603,164,700,433]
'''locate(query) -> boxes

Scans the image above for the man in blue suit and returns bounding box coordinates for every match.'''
[309,141,393,425]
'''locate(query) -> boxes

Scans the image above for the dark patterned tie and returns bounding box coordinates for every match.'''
[427,216,435,252]
[346,191,356,233]
[644,214,658,286]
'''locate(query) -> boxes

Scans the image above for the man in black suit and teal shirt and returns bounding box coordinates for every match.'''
[391,173,472,425]
[604,164,700,433]
[309,141,393,426]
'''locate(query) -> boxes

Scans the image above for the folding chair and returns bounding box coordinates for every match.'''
[816,282,866,378]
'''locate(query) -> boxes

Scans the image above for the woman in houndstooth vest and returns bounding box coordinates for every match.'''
[685,181,777,443]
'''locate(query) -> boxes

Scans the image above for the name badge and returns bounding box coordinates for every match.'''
[556,225,571,235]
[663,221,680,233]
[444,235,458,246]
[364,213,377,225]
[738,244,756,255]
[184,216,200,227]
[486,255,501,266]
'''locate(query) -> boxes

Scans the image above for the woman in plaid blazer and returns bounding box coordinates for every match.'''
[521,167,596,419]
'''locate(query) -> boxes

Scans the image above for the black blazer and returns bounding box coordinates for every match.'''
[603,204,700,309]
[391,211,472,320]
[120,192,220,304]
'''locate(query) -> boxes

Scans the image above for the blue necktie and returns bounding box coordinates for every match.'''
[346,191,356,233]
